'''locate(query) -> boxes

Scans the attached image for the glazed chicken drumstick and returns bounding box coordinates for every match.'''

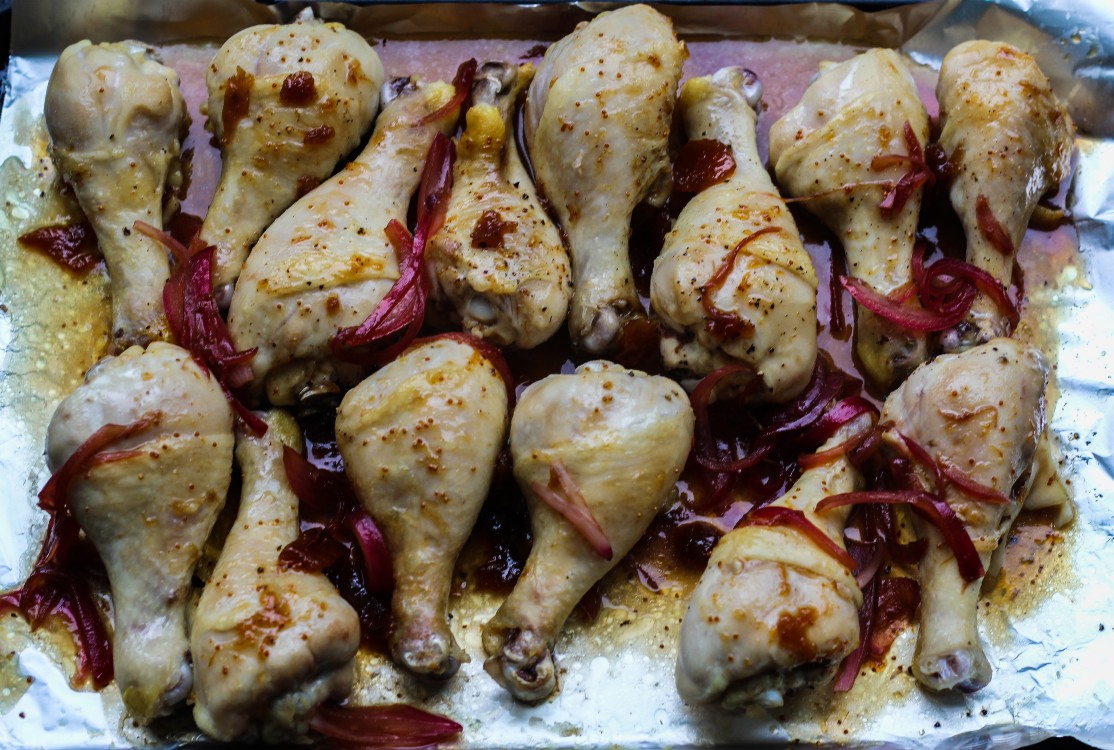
[337,336,509,680]
[881,337,1046,692]
[191,411,360,742]
[676,416,870,709]
[525,4,685,353]
[45,342,233,723]
[201,11,383,302]
[652,67,818,402]
[770,49,930,390]
[44,40,186,349]
[228,76,460,406]
[935,40,1073,351]
[483,362,693,702]
[426,61,571,349]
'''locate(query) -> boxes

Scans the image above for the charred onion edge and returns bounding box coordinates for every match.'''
[309,703,463,746]
[532,460,613,560]
[742,505,855,569]
[816,491,983,583]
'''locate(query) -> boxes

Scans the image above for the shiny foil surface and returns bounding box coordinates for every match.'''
[2,0,1113,747]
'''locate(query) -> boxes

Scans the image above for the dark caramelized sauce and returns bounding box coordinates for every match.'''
[280,71,317,106]
[470,209,517,249]
[295,175,320,198]
[303,125,336,146]
[776,606,819,662]
[220,66,253,146]
[672,139,737,193]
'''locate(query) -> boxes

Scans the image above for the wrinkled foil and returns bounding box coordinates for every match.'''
[2,0,1114,748]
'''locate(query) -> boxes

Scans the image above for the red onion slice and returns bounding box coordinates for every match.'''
[742,505,855,570]
[841,275,975,332]
[701,226,781,338]
[19,221,101,274]
[976,194,1015,256]
[309,703,463,747]
[816,491,983,582]
[532,460,613,560]
[419,58,477,127]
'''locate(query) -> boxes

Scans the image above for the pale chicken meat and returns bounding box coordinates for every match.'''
[427,62,572,349]
[201,12,384,301]
[228,77,460,406]
[525,4,686,353]
[770,49,930,390]
[651,68,818,402]
[881,337,1046,692]
[336,337,508,680]
[483,362,693,702]
[676,416,869,709]
[44,41,186,349]
[191,411,359,742]
[936,41,1073,351]
[45,342,233,723]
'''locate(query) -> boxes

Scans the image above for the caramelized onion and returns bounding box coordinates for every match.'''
[309,703,462,747]
[743,506,855,569]
[701,226,780,338]
[897,432,1009,504]
[532,460,612,560]
[871,121,934,218]
[841,275,973,332]
[19,221,100,274]
[817,491,983,583]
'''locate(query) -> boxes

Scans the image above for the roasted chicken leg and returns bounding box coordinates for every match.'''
[201,12,384,301]
[881,337,1046,692]
[228,77,460,406]
[770,49,930,389]
[525,4,686,353]
[336,336,509,680]
[192,411,359,742]
[483,361,693,702]
[652,67,818,402]
[45,342,233,723]
[676,416,869,708]
[936,41,1073,351]
[44,41,186,349]
[427,62,572,349]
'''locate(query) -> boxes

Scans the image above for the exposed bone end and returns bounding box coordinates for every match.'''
[392,627,467,682]
[854,308,927,389]
[914,646,992,693]
[938,297,1012,354]
[382,76,417,107]
[482,617,558,703]
[574,304,626,354]
[712,66,762,109]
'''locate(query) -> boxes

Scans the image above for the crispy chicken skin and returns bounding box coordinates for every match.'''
[228,77,459,406]
[44,41,186,349]
[337,337,508,680]
[881,337,1046,692]
[45,342,233,723]
[652,67,818,402]
[676,417,869,709]
[427,61,571,349]
[935,41,1073,351]
[483,361,693,702]
[191,411,359,742]
[770,49,930,390]
[525,5,686,353]
[201,11,384,301]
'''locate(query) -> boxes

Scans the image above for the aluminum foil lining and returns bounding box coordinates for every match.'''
[2,0,1114,748]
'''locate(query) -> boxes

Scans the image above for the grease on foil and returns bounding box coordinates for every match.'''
[1,1,1114,749]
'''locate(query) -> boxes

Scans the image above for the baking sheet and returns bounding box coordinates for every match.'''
[2,0,1114,748]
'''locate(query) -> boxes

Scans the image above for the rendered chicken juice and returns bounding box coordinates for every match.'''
[1,0,1113,749]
